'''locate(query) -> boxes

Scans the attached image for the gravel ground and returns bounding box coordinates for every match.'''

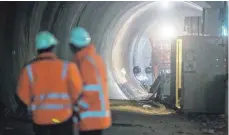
[105,110,209,135]
[109,100,228,135]
[1,109,228,135]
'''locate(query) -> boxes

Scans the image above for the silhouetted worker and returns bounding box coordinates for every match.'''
[69,27,112,135]
[17,31,83,135]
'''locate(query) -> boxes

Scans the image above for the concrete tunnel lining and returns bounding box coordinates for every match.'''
[0,1,152,109]
[110,1,203,100]
[0,1,204,110]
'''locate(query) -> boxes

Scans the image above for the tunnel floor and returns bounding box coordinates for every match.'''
[2,108,227,135]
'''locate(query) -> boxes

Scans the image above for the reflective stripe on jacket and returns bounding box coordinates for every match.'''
[17,53,83,125]
[73,44,111,131]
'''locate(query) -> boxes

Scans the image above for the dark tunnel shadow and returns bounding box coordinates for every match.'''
[2,110,186,135]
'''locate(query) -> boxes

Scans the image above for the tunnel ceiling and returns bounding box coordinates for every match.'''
[191,1,225,9]
[0,1,215,110]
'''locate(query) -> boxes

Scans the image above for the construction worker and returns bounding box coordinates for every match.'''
[69,27,111,135]
[17,31,83,135]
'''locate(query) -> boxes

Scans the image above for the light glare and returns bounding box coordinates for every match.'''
[160,24,177,39]
[162,1,169,8]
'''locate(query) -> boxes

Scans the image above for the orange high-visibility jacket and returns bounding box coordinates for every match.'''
[73,44,111,131]
[17,53,83,125]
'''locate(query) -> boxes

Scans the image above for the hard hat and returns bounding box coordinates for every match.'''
[70,27,91,48]
[35,31,58,50]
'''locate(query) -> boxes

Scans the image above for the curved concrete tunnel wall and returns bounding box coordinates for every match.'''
[0,1,203,110]
[0,2,155,110]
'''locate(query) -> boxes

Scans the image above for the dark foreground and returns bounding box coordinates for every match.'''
[1,110,228,135]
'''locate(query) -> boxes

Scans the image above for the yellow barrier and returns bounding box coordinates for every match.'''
[176,39,182,109]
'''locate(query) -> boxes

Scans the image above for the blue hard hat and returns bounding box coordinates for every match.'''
[70,27,91,48]
[35,31,58,50]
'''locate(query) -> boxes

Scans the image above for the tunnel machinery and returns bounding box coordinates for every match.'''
[0,1,227,122]
[150,1,228,114]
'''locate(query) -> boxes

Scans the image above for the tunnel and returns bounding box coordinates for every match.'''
[0,1,210,112]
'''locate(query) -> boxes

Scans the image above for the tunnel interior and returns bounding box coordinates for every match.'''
[0,1,207,111]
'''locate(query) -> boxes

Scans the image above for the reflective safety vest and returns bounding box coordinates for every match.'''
[73,45,111,131]
[17,53,83,125]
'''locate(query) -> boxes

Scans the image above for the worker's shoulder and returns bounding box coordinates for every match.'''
[81,54,105,66]
[85,54,103,62]
[54,60,78,70]
[22,58,73,68]
[65,61,77,67]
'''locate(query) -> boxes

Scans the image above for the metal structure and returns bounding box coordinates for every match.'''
[171,36,228,113]
[151,40,171,73]
[148,39,172,101]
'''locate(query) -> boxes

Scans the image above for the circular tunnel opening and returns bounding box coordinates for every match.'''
[108,1,203,100]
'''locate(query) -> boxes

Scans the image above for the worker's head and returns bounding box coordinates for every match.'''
[35,31,58,54]
[69,26,91,53]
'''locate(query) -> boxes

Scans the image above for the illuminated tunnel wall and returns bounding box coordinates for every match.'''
[0,1,203,110]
